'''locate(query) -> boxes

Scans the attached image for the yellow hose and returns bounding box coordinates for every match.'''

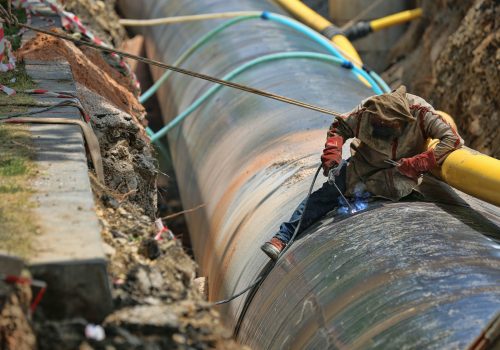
[274,0,363,66]
[370,8,423,32]
[427,112,500,206]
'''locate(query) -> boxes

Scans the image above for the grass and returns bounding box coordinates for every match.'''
[0,21,38,257]
[0,63,37,114]
[0,123,38,258]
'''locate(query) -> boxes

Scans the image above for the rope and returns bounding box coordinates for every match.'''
[119,11,262,26]
[140,12,386,106]
[139,15,258,104]
[150,51,365,143]
[0,19,346,120]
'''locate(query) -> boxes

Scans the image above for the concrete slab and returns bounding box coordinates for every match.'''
[24,63,73,81]
[31,79,76,93]
[19,25,113,322]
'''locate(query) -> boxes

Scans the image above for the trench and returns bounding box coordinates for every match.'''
[136,61,195,255]
[119,0,500,349]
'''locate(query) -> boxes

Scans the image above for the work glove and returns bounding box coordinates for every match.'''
[397,149,437,181]
[321,135,343,176]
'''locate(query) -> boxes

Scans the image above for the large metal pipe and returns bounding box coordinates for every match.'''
[119,1,500,348]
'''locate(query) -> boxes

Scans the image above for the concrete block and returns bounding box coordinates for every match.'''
[22,57,113,321]
[28,121,112,322]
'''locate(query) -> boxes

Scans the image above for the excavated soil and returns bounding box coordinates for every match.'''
[16,32,145,123]
[383,0,499,158]
[0,281,36,350]
[76,83,157,217]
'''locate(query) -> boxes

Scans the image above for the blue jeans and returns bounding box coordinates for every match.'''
[275,162,348,244]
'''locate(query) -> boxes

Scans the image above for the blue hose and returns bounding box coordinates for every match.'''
[151,51,357,142]
[140,12,386,105]
[260,12,383,94]
[145,12,392,142]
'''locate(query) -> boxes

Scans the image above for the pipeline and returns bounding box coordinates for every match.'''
[139,12,388,106]
[119,0,500,348]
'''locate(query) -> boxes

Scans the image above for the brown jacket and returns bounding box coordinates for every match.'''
[328,91,463,200]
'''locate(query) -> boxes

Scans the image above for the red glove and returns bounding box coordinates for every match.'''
[321,135,343,176]
[397,149,437,181]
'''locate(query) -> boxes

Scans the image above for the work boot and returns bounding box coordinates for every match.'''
[260,237,286,261]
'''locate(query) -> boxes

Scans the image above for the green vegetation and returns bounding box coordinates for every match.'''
[0,63,36,114]
[0,0,27,50]
[0,123,37,258]
[0,12,38,257]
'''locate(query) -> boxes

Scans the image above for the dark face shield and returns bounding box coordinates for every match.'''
[370,116,406,140]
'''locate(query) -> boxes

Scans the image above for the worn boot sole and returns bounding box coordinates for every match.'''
[260,242,281,261]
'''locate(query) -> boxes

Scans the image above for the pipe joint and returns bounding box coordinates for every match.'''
[341,60,354,69]
[320,24,343,39]
[344,21,372,41]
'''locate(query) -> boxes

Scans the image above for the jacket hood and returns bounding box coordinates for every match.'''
[362,85,415,123]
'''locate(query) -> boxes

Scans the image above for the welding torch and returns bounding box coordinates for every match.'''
[327,159,355,212]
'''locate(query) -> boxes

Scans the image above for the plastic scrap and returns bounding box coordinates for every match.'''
[85,324,106,341]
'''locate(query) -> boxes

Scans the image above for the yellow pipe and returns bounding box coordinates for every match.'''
[274,0,363,66]
[370,8,423,32]
[427,111,500,206]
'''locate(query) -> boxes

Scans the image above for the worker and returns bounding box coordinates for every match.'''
[261,86,463,261]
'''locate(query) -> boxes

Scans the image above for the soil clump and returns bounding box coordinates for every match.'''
[383,0,499,158]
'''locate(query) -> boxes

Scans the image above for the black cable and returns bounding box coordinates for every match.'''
[211,164,323,307]
[280,164,322,254]
[0,100,80,120]
[210,276,264,306]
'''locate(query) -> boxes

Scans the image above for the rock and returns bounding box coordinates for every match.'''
[138,238,161,260]
[104,305,180,333]
[100,194,119,209]
[193,277,208,300]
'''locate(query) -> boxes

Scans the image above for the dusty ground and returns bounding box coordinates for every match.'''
[383,0,499,158]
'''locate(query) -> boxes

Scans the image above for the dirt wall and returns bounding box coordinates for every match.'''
[383,0,499,158]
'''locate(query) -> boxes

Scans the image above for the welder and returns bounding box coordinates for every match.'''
[261,86,463,260]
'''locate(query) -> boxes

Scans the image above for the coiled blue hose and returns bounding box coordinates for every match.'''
[144,12,392,142]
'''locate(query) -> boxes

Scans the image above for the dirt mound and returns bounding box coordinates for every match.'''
[383,0,499,158]
[16,32,145,123]
[77,83,157,217]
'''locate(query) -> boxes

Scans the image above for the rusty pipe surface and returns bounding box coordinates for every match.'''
[119,0,500,348]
